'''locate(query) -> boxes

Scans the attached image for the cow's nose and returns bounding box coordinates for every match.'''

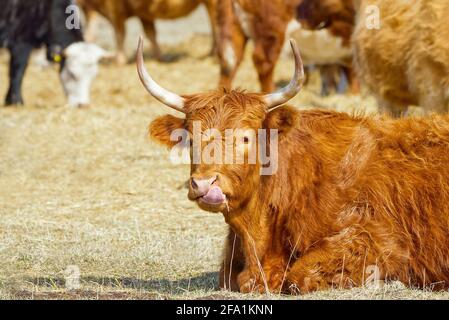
[190,176,218,196]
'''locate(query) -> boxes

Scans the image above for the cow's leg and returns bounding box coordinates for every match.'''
[220,227,289,294]
[236,243,289,294]
[319,65,336,97]
[235,234,269,293]
[252,32,285,92]
[203,0,218,56]
[336,67,349,94]
[377,98,406,118]
[416,79,447,115]
[220,221,271,293]
[284,227,384,294]
[216,0,247,89]
[320,64,349,96]
[5,43,33,106]
[233,224,291,294]
[112,19,127,65]
[344,66,360,95]
[141,19,161,61]
[259,252,290,293]
[219,228,245,291]
[84,10,99,42]
[303,65,313,87]
[217,29,247,90]
[419,95,447,115]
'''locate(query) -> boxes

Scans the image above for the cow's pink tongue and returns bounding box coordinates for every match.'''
[202,186,226,204]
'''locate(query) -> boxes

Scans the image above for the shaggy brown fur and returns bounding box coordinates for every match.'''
[150,87,449,294]
[353,0,449,116]
[77,0,218,64]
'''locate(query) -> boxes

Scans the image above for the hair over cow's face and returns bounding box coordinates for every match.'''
[137,36,304,214]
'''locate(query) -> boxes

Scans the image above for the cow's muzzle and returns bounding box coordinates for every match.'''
[188,175,227,207]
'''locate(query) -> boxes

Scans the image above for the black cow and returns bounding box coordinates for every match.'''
[0,0,111,107]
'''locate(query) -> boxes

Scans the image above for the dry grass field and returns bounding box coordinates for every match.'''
[0,10,447,300]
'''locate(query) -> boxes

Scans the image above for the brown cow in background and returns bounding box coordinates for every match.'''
[297,0,354,46]
[294,0,358,95]
[353,0,449,116]
[217,0,357,95]
[137,37,449,294]
[77,0,218,64]
[217,0,300,92]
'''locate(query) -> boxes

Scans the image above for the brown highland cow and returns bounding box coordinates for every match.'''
[138,37,449,293]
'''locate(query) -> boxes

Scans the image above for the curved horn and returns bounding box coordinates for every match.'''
[136,36,186,113]
[263,39,305,111]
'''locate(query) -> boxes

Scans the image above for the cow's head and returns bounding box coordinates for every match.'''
[137,37,304,214]
[297,0,354,31]
[59,42,113,107]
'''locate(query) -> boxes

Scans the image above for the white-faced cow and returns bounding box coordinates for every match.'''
[0,0,111,107]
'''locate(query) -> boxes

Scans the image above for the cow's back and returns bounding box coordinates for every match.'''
[0,0,50,47]
[133,0,203,19]
[282,111,449,285]
[0,0,83,50]
[343,115,449,283]
[82,0,204,21]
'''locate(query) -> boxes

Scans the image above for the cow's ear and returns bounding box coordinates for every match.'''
[264,106,298,136]
[149,115,186,148]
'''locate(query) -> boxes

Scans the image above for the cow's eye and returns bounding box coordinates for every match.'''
[65,69,78,80]
[317,21,327,29]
